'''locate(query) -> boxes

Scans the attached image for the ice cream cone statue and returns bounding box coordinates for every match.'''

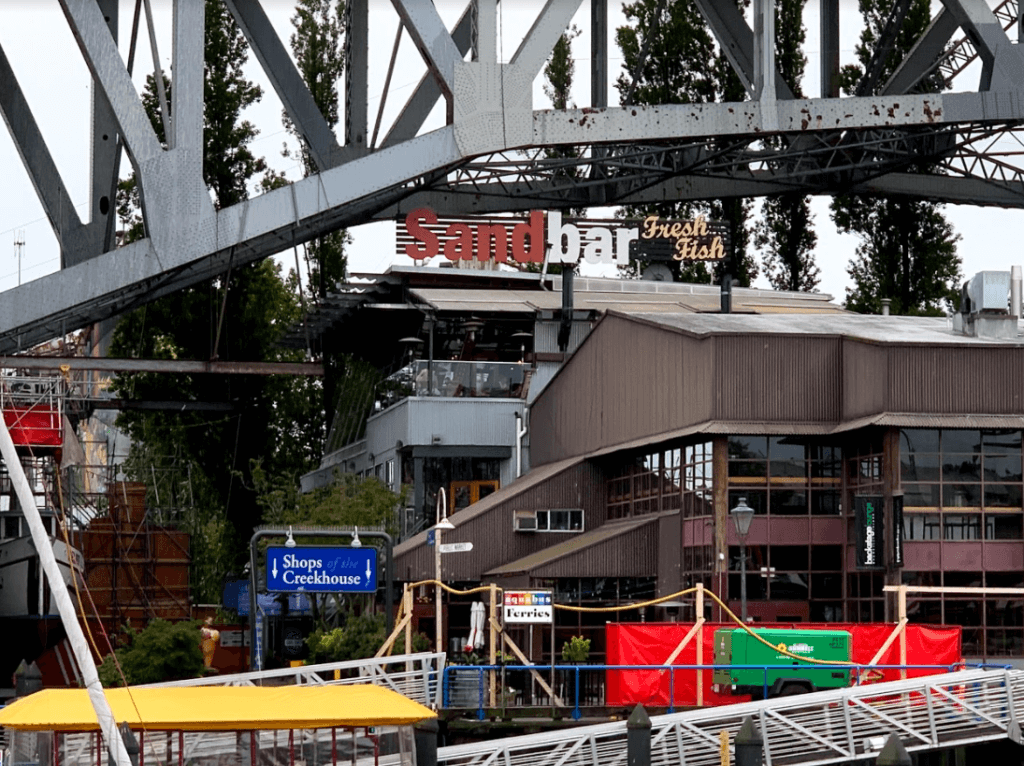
[200,617,220,669]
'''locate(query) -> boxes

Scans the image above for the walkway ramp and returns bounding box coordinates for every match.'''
[438,668,1024,766]
[148,652,444,709]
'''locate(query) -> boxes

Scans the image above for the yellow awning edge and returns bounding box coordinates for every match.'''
[0,685,437,731]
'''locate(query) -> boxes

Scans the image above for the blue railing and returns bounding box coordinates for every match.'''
[442,663,984,721]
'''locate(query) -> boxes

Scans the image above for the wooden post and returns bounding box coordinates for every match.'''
[491,618,564,706]
[712,437,729,621]
[489,583,497,707]
[404,586,414,655]
[696,584,705,707]
[898,585,908,679]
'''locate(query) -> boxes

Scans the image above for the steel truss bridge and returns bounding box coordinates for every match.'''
[3,0,1024,352]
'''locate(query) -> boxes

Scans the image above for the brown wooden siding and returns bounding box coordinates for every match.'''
[529,520,659,579]
[842,339,889,420]
[395,461,608,581]
[713,335,840,422]
[531,314,1024,466]
[888,346,1024,413]
[531,315,713,466]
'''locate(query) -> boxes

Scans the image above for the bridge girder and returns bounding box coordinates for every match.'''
[3,0,1024,352]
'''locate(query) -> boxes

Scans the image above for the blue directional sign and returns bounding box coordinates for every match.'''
[266,546,378,593]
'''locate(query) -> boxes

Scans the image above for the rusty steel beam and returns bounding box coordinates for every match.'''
[0,357,323,376]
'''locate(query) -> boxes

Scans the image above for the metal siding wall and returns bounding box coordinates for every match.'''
[532,316,713,465]
[888,346,1024,413]
[396,461,608,581]
[714,335,840,422]
[403,399,524,446]
[534,521,659,578]
[842,339,889,420]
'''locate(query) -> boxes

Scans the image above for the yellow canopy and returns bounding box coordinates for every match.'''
[0,685,436,731]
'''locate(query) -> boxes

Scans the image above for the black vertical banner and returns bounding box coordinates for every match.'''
[855,495,884,569]
[892,495,904,568]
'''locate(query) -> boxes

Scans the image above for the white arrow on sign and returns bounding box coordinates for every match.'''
[439,542,473,553]
[272,559,278,579]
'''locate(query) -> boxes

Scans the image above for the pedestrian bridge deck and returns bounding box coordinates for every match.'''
[437,668,1024,766]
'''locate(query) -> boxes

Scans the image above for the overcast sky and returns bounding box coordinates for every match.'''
[0,0,1017,307]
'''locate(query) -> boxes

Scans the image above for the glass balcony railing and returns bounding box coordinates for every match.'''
[387,360,527,400]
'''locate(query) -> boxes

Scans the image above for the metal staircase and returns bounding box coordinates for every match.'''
[437,668,1024,766]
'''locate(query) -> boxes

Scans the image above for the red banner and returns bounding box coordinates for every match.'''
[605,622,962,707]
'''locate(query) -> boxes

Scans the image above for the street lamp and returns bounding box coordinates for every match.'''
[434,488,454,654]
[730,497,755,623]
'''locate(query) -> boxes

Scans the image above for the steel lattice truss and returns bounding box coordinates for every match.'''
[436,668,1024,766]
[4,0,1024,351]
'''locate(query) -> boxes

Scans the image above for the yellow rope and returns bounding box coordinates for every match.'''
[412,579,852,667]
[408,579,499,596]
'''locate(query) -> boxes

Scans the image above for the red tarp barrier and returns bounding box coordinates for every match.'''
[605,622,962,707]
[4,406,62,446]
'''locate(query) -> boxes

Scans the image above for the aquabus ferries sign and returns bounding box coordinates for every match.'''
[397,208,729,265]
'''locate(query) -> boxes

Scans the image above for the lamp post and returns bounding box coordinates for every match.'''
[434,488,454,654]
[730,497,755,623]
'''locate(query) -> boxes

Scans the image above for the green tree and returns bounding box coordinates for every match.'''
[754,0,819,292]
[830,0,961,314]
[286,0,350,429]
[112,2,322,600]
[306,614,430,663]
[98,619,205,686]
[615,0,756,286]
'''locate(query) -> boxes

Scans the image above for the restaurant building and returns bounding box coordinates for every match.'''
[394,305,1024,661]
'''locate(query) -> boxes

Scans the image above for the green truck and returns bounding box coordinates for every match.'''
[712,627,852,699]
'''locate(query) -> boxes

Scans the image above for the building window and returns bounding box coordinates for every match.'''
[514,508,583,532]
[902,570,1023,657]
[605,441,711,520]
[727,436,842,517]
[900,429,1024,540]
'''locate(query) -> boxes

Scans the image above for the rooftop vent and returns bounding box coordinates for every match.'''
[954,270,1018,339]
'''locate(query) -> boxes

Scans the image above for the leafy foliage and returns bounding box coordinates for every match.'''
[306,614,430,663]
[253,467,403,532]
[111,3,326,600]
[98,619,205,687]
[830,0,961,314]
[615,0,756,286]
[561,635,591,663]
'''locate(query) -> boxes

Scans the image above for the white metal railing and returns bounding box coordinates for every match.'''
[147,652,445,709]
[53,725,417,766]
[437,668,1024,766]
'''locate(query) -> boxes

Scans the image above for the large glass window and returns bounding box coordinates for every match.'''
[606,441,711,520]
[727,436,842,517]
[901,571,1021,658]
[900,429,1024,540]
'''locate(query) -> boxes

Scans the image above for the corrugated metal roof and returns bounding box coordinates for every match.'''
[624,312,1024,346]
[409,288,847,316]
[869,414,1024,429]
[484,515,661,577]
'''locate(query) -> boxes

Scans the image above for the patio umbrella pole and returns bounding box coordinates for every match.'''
[0,416,134,766]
